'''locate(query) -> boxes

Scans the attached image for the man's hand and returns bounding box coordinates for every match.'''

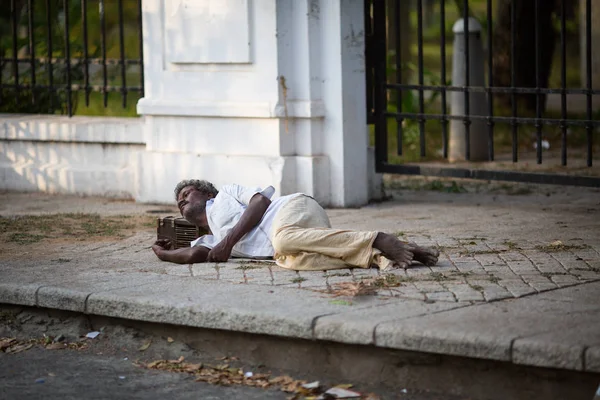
[207,240,233,262]
[154,239,173,250]
[151,239,172,261]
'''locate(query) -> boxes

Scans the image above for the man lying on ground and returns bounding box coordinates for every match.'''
[151,180,439,271]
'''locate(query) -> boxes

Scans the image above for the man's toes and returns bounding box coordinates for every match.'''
[424,255,439,266]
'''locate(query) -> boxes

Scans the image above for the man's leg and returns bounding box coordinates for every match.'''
[272,196,437,269]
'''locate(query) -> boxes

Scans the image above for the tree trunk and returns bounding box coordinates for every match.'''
[492,0,558,114]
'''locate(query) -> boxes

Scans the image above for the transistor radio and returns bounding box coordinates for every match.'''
[156,216,205,249]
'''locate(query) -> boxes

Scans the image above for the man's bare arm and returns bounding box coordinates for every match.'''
[152,241,210,264]
[207,193,271,262]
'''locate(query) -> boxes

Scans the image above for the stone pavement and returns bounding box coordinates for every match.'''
[1,182,600,378]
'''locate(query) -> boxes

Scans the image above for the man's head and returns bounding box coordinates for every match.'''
[174,179,218,227]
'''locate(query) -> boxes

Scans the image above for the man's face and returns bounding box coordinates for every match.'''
[177,186,212,223]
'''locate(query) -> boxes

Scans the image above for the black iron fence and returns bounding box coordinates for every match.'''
[366,0,600,186]
[0,0,143,117]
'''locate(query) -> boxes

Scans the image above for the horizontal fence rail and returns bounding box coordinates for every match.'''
[365,0,599,187]
[0,0,144,117]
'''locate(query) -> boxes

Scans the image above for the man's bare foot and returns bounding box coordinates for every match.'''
[373,233,414,269]
[407,242,439,266]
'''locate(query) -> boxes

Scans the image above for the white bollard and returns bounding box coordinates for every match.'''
[449,17,489,162]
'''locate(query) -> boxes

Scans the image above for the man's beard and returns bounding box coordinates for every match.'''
[183,202,206,225]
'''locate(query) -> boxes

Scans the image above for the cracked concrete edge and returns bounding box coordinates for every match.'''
[585,347,600,373]
[1,281,598,374]
[84,293,315,340]
[374,323,512,362]
[0,283,39,306]
[511,338,585,371]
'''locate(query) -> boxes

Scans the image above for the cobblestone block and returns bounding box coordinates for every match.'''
[413,281,446,293]
[453,262,486,274]
[550,274,580,286]
[482,287,512,302]
[473,254,504,266]
[570,270,600,280]
[500,252,528,261]
[504,283,537,297]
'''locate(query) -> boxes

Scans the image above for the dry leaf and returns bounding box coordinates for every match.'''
[6,343,34,354]
[45,343,67,350]
[183,363,202,372]
[138,340,152,352]
[333,384,354,389]
[325,386,361,398]
[0,338,16,351]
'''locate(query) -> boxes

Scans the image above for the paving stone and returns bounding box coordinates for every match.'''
[500,252,528,262]
[550,274,580,286]
[473,254,504,266]
[570,270,600,280]
[505,284,537,298]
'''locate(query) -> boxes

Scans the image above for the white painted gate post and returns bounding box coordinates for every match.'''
[135,0,373,207]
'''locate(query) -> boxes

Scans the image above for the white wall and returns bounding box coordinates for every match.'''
[0,115,144,198]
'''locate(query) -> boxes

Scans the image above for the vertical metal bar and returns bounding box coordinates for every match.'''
[534,0,542,164]
[560,0,567,166]
[82,0,90,107]
[585,0,593,167]
[28,0,36,104]
[373,0,388,169]
[463,0,471,160]
[118,0,127,108]
[395,0,403,155]
[138,0,145,98]
[510,0,517,162]
[46,0,54,112]
[417,0,426,157]
[63,0,72,116]
[11,0,20,96]
[440,0,448,159]
[100,0,108,107]
[364,0,373,123]
[486,0,494,161]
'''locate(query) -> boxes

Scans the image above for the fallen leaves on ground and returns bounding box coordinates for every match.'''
[138,357,380,399]
[0,336,88,354]
[138,339,152,351]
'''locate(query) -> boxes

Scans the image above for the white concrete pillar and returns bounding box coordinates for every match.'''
[135,0,370,207]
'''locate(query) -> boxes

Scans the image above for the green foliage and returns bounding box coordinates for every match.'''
[0,0,141,116]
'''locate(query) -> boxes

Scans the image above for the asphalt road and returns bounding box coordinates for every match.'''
[0,347,285,400]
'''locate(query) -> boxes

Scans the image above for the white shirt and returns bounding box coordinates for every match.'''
[190,184,301,258]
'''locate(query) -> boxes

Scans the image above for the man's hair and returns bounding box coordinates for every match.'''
[174,179,218,201]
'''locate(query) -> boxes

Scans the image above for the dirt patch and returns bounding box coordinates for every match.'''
[0,213,157,261]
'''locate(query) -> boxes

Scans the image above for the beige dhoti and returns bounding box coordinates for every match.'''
[271,195,395,271]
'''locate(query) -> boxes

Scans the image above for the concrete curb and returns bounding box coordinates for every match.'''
[1,275,599,374]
